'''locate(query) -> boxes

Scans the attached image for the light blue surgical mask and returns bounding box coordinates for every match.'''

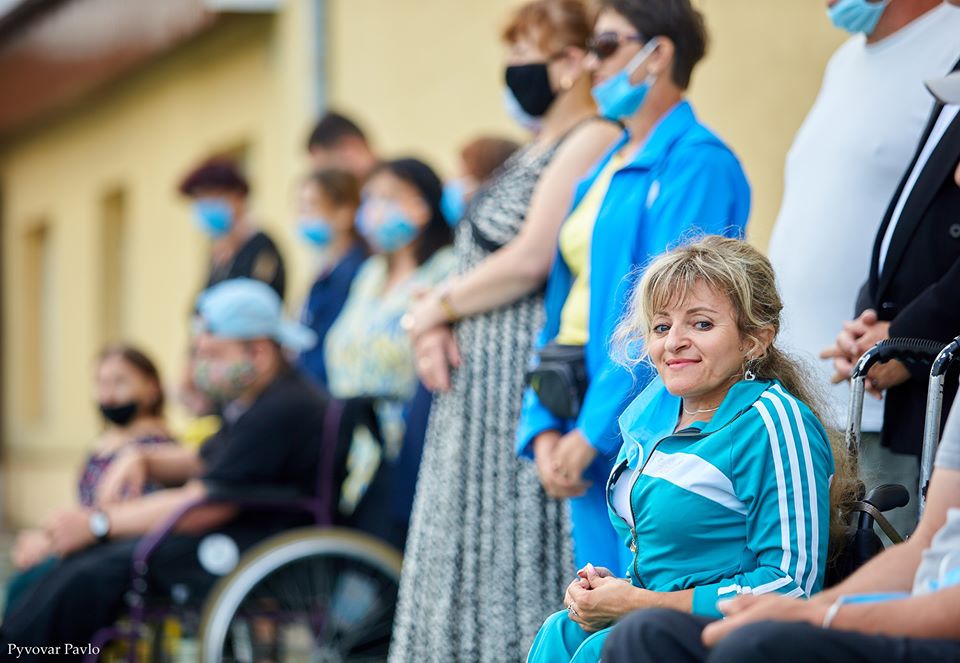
[357,200,419,253]
[502,88,543,133]
[193,199,233,238]
[440,180,468,226]
[828,0,890,35]
[591,38,660,121]
[297,217,334,249]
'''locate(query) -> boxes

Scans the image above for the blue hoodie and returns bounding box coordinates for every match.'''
[516,100,751,461]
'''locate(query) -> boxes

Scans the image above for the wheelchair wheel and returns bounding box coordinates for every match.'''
[199,527,402,663]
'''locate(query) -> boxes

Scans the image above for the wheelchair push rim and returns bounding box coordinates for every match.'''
[199,527,402,663]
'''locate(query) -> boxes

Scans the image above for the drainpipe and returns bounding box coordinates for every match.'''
[310,0,328,116]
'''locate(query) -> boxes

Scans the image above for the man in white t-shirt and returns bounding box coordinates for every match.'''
[767,0,960,537]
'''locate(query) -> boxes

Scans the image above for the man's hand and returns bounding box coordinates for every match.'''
[413,326,461,392]
[821,309,879,383]
[852,319,891,357]
[96,448,147,506]
[12,528,54,570]
[701,594,827,647]
[820,310,908,398]
[865,359,910,397]
[46,507,97,557]
[853,319,899,397]
[551,430,597,498]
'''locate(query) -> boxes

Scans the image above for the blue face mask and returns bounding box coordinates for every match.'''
[357,200,419,253]
[828,0,889,35]
[502,88,543,133]
[440,180,468,226]
[298,217,333,249]
[591,38,660,121]
[193,199,233,238]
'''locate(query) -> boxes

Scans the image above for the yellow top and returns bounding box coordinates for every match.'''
[556,155,623,345]
[180,415,222,450]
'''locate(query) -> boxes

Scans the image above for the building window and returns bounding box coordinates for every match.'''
[99,188,126,343]
[21,222,51,422]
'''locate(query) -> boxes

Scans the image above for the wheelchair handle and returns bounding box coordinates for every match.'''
[920,335,960,517]
[845,338,945,459]
[930,336,960,378]
[850,338,945,379]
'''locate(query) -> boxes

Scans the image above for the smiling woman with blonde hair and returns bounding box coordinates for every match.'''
[527,235,856,662]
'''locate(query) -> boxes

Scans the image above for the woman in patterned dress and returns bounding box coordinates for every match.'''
[389,2,623,660]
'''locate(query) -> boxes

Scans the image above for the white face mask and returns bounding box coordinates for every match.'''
[502,88,543,134]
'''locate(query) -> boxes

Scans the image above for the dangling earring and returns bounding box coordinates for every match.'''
[743,356,756,382]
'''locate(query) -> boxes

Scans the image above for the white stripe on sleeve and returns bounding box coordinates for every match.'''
[751,574,797,595]
[761,391,809,597]
[753,401,792,575]
[772,383,823,597]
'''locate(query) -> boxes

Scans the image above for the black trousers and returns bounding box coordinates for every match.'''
[0,532,254,661]
[601,608,960,663]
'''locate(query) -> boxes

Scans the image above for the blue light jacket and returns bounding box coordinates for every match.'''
[515,100,751,460]
[608,376,834,617]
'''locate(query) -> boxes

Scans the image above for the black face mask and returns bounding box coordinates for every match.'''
[505,63,556,117]
[100,401,139,426]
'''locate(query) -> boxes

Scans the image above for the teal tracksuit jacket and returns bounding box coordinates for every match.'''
[527,376,834,662]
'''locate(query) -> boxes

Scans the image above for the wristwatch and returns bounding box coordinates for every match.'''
[88,510,111,542]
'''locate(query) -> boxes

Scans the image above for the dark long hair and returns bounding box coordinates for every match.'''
[600,0,708,89]
[98,344,165,417]
[370,158,452,266]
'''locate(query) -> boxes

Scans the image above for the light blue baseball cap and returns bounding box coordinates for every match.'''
[195,278,317,352]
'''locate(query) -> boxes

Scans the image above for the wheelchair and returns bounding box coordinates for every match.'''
[86,397,405,663]
[826,335,960,585]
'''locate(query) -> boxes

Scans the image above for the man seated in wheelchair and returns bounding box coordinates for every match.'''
[527,237,857,662]
[0,278,328,653]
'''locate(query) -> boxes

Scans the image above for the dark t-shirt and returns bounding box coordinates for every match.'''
[199,368,327,529]
[206,230,286,300]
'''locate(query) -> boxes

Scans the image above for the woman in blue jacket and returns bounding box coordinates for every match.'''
[527,237,855,662]
[516,0,750,573]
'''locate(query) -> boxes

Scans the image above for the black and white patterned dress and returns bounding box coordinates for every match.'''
[389,143,575,663]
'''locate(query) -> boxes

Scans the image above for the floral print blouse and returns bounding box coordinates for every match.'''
[324,248,455,404]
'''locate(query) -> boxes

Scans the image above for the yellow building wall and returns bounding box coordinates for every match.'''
[1,0,844,526]
[1,8,319,526]
[328,0,846,249]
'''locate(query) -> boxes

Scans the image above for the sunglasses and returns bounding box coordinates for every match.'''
[587,31,644,61]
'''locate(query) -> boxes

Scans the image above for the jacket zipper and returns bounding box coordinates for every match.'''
[611,397,758,586]
[611,429,702,587]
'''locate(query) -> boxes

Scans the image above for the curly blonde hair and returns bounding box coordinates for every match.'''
[613,235,858,545]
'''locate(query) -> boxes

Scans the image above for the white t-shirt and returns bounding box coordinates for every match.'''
[768,2,960,431]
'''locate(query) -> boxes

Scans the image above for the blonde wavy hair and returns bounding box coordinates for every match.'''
[613,235,857,544]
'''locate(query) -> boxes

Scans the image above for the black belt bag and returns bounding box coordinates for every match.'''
[526,342,588,420]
